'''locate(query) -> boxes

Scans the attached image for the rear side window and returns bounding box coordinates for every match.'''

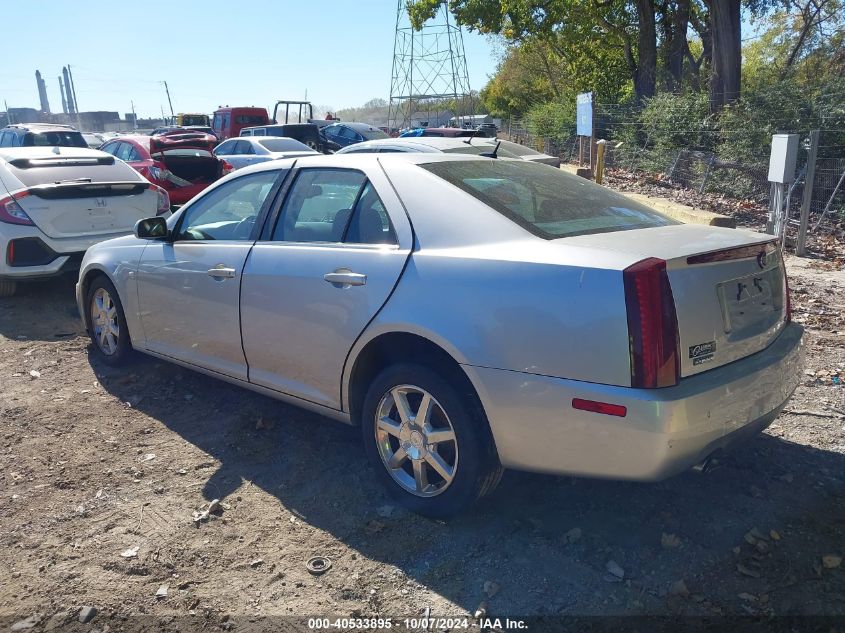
[345,182,396,245]
[273,169,366,243]
[259,138,312,152]
[421,160,677,239]
[24,131,88,148]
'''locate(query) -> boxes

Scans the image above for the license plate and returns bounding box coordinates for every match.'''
[719,271,776,334]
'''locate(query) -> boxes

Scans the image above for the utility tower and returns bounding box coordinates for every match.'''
[388,1,473,131]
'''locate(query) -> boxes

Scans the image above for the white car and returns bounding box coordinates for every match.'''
[212,136,317,170]
[0,146,170,297]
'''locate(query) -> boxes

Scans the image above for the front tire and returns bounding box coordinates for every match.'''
[0,278,17,298]
[361,363,503,518]
[86,276,133,366]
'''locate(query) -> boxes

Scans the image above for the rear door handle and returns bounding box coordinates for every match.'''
[207,265,236,279]
[324,269,367,287]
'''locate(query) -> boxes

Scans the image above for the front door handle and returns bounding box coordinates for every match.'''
[324,268,367,287]
[207,265,236,279]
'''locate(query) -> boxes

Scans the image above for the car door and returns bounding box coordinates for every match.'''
[240,165,413,409]
[135,169,284,380]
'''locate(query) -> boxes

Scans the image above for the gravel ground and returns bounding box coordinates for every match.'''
[1,252,843,631]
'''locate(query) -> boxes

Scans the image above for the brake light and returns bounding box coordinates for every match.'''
[221,160,234,175]
[0,190,34,226]
[152,185,171,215]
[623,258,680,388]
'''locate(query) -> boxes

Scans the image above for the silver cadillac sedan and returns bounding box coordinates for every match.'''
[76,154,804,517]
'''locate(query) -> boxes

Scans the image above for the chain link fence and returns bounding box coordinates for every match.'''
[504,109,845,238]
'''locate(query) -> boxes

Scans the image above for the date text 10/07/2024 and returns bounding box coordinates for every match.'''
[307,617,529,630]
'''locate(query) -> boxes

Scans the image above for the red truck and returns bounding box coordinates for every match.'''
[212,106,270,140]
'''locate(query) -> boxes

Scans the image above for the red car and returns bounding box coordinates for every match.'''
[100,132,233,206]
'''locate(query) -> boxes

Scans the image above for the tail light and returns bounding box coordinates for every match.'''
[152,185,171,215]
[221,160,234,175]
[623,258,680,388]
[0,190,34,226]
[147,165,164,181]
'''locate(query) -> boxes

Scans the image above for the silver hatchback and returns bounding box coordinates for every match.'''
[77,154,803,516]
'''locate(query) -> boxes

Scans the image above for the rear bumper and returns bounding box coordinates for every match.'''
[464,322,804,480]
[0,226,131,280]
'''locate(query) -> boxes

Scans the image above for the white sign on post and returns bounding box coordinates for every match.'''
[768,134,799,184]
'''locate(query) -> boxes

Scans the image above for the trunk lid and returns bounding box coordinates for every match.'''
[3,150,159,239]
[17,182,157,239]
[562,224,788,377]
[149,131,217,154]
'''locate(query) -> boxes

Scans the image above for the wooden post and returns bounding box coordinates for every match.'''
[796,130,819,256]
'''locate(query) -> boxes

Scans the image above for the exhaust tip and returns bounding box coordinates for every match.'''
[692,451,723,474]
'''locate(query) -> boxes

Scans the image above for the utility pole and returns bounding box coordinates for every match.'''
[67,64,82,130]
[130,100,138,130]
[796,130,820,256]
[162,81,174,120]
[4,100,12,125]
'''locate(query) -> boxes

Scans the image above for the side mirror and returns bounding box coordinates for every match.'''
[134,216,169,240]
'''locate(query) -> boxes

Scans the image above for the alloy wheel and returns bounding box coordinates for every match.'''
[91,287,119,356]
[374,384,459,497]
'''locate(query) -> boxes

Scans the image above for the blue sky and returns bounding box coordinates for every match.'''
[1,0,499,118]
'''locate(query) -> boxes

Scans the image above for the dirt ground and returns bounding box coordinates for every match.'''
[1,232,844,630]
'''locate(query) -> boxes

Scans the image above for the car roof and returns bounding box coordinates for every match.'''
[340,137,496,152]
[0,146,114,162]
[330,121,382,133]
[228,151,496,177]
[3,123,79,131]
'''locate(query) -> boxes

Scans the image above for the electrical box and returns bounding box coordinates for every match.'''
[768,134,799,183]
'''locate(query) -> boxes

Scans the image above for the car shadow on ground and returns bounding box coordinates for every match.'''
[91,348,845,617]
[0,275,84,342]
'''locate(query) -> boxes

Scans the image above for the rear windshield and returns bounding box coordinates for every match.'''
[362,129,390,140]
[259,138,312,152]
[24,131,88,148]
[496,140,543,157]
[421,159,676,239]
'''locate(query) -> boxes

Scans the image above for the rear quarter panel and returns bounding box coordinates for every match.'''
[344,246,634,413]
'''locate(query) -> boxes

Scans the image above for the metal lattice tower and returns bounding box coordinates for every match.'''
[388,1,474,131]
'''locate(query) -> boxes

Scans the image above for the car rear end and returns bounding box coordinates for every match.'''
[0,147,168,283]
[148,131,232,205]
[543,226,802,478]
[410,158,804,480]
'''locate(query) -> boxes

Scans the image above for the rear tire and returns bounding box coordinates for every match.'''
[86,276,133,366]
[0,278,17,298]
[361,363,503,518]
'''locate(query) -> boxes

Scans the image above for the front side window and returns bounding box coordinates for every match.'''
[176,170,280,241]
[214,140,237,155]
[421,160,677,239]
[272,169,366,243]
